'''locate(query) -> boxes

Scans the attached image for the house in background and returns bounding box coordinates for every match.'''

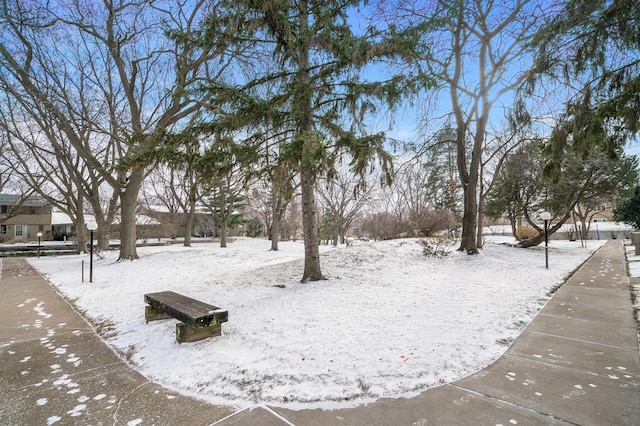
[0,193,52,242]
[51,210,76,240]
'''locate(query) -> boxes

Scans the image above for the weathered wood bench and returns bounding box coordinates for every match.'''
[144,291,228,344]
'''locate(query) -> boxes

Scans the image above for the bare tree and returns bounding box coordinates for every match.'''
[246,183,273,239]
[476,127,531,247]
[0,0,233,259]
[247,162,298,249]
[384,157,457,237]
[0,131,16,193]
[386,0,551,253]
[317,168,375,246]
[286,198,302,242]
[0,85,121,252]
[140,167,189,240]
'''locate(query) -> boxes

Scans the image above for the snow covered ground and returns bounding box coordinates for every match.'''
[28,236,603,410]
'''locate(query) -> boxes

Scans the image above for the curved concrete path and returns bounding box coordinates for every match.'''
[1,241,639,425]
[0,256,234,425]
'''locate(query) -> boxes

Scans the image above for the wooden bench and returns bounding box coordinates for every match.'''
[144,291,228,344]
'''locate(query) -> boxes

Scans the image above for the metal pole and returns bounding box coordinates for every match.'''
[37,236,41,258]
[544,219,549,269]
[89,229,94,283]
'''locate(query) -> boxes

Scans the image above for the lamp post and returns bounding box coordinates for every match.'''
[86,222,98,283]
[540,212,551,269]
[36,232,42,258]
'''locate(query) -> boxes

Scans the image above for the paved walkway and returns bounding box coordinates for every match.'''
[1,241,638,425]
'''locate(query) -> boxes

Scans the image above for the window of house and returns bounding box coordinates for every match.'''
[15,225,23,237]
[0,225,6,234]
[39,224,44,232]
[0,205,7,214]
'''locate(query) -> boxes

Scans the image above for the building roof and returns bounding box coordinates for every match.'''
[52,209,159,226]
[0,193,49,207]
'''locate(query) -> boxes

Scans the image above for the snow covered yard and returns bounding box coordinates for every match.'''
[29,237,602,409]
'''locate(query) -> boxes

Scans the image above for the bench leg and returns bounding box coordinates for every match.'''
[176,323,221,344]
[145,305,173,323]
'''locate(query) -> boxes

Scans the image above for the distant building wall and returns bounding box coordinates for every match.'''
[0,195,52,241]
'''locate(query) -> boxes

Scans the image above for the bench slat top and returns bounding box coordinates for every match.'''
[144,291,227,326]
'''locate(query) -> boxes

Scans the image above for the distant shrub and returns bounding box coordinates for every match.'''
[515,226,538,241]
[414,210,458,237]
[563,224,577,240]
[417,237,455,258]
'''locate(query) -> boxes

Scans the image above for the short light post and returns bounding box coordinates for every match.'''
[86,222,98,283]
[540,212,551,269]
[36,232,42,258]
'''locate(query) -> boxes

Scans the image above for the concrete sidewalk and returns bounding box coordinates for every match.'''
[1,241,639,425]
[0,257,233,425]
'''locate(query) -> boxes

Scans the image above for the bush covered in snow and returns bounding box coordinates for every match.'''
[417,237,455,257]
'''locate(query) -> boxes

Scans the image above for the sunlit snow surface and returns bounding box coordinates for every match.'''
[30,237,602,409]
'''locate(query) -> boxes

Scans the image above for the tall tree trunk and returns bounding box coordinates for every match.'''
[219,191,228,248]
[97,189,119,251]
[509,211,517,237]
[476,179,485,249]
[184,198,196,247]
[271,193,281,251]
[97,232,109,253]
[459,94,488,254]
[298,0,323,281]
[118,167,144,260]
[300,161,323,281]
[184,186,197,247]
[220,219,227,248]
[459,181,478,253]
[578,213,590,241]
[456,123,480,254]
[74,218,87,254]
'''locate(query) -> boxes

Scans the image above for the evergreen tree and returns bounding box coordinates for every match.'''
[198,0,420,281]
[530,0,640,175]
[614,187,640,230]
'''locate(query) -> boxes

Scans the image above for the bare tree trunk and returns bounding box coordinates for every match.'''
[99,191,118,251]
[509,214,517,237]
[118,168,144,260]
[184,192,196,247]
[97,232,109,253]
[219,190,228,248]
[220,218,228,248]
[519,211,572,248]
[457,128,480,254]
[183,205,195,247]
[476,179,485,249]
[459,182,478,253]
[271,194,281,251]
[75,220,88,254]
